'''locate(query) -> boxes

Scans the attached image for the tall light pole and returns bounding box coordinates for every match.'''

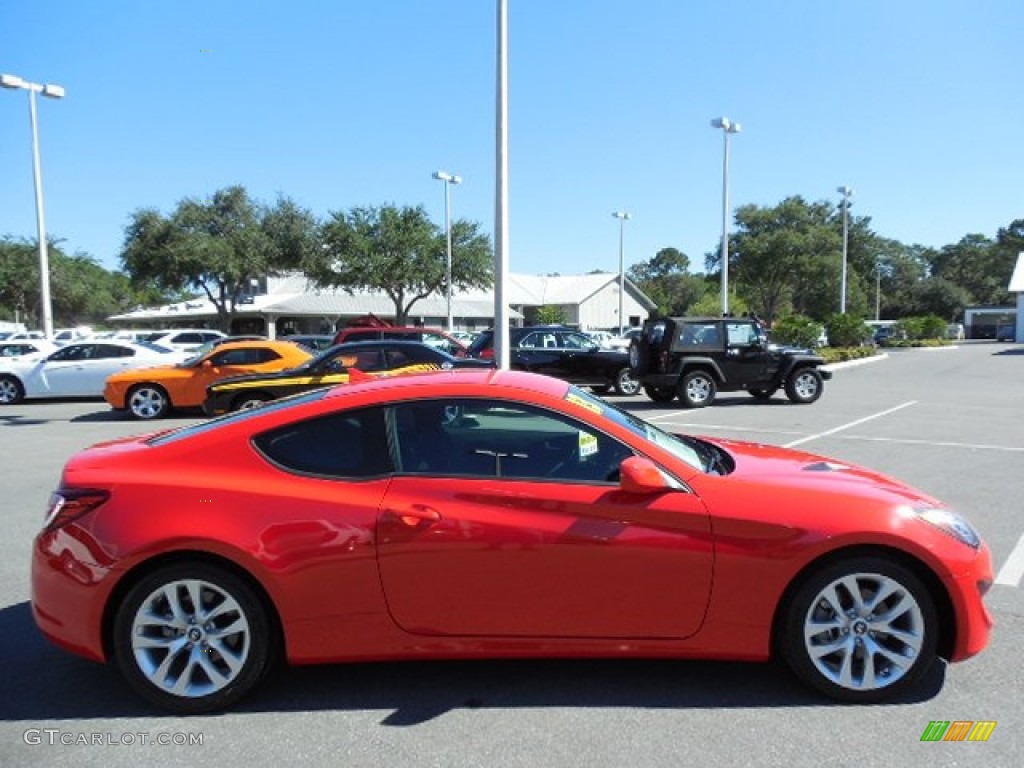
[2,73,65,338]
[432,170,462,331]
[875,260,883,321]
[711,117,740,317]
[611,211,631,335]
[493,0,511,370]
[837,185,854,314]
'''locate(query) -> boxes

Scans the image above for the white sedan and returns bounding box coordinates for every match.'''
[0,339,58,361]
[0,340,182,404]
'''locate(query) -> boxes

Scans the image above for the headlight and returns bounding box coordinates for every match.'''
[916,507,981,549]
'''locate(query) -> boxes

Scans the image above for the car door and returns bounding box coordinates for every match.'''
[181,347,278,404]
[513,330,566,376]
[33,343,99,396]
[719,321,770,385]
[376,398,714,639]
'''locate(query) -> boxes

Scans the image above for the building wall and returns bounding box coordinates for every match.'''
[577,283,649,330]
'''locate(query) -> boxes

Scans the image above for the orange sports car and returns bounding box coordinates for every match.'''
[104,339,312,420]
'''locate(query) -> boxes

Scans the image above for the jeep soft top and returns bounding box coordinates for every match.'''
[629,316,831,407]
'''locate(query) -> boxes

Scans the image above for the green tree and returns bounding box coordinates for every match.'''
[928,234,1006,307]
[627,247,708,316]
[2,235,175,328]
[307,204,493,325]
[717,196,842,323]
[534,305,566,325]
[120,186,319,331]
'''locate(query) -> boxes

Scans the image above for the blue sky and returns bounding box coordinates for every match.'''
[2,1,1022,278]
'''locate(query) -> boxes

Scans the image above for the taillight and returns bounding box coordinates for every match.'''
[42,488,110,532]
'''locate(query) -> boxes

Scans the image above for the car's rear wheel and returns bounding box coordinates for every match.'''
[113,563,272,714]
[127,384,170,420]
[678,370,716,408]
[231,392,271,412]
[785,368,824,404]
[749,387,776,400]
[614,367,640,396]
[0,375,25,405]
[780,556,938,702]
[644,385,676,403]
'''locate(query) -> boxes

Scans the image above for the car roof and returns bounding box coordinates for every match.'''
[205,339,308,353]
[321,367,568,401]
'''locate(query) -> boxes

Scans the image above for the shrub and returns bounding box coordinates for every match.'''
[825,314,873,347]
[894,315,948,341]
[770,314,823,349]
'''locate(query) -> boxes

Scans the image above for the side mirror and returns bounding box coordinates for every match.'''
[619,456,672,495]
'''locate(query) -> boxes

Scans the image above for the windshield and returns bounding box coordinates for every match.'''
[178,341,219,367]
[563,385,709,473]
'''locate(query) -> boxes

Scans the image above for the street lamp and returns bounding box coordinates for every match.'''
[711,117,741,316]
[611,211,631,336]
[432,170,462,331]
[837,185,854,314]
[875,260,883,322]
[1,73,65,339]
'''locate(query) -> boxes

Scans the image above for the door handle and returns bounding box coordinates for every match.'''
[385,505,441,528]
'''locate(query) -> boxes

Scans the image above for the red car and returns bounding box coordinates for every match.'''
[31,370,992,713]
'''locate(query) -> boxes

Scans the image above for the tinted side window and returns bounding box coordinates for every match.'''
[393,399,633,483]
[253,407,392,478]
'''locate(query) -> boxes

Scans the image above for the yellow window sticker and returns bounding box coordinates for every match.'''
[565,392,603,415]
[578,431,599,458]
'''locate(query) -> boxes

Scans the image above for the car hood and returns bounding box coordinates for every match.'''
[705,437,941,508]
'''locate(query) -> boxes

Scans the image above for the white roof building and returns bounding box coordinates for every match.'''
[109,272,656,337]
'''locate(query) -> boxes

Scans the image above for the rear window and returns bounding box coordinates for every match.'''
[253,407,392,478]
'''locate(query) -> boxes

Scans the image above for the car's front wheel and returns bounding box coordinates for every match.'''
[113,563,274,714]
[127,384,170,420]
[780,556,938,702]
[614,367,640,396]
[678,370,717,408]
[0,375,25,405]
[785,368,824,404]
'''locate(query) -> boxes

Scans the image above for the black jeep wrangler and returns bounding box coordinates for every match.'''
[629,316,832,407]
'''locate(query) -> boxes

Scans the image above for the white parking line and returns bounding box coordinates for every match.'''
[995,534,1024,587]
[783,401,918,448]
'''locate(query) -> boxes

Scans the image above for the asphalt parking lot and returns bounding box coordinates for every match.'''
[1,342,1021,768]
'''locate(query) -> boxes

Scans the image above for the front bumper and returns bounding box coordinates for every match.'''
[944,542,995,662]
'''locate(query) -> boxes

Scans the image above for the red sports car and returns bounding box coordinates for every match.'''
[31,370,993,713]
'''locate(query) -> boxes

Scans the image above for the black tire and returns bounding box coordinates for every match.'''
[678,370,717,408]
[779,556,938,703]
[613,367,641,396]
[785,368,824,404]
[127,384,170,420]
[113,562,273,714]
[231,392,272,412]
[748,388,776,400]
[644,385,676,403]
[0,375,25,405]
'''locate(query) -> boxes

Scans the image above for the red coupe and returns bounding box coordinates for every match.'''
[31,370,993,713]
